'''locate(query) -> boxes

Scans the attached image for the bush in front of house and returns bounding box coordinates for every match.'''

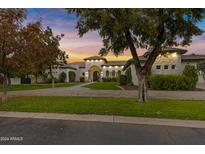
[118,75,127,85]
[80,77,85,82]
[149,74,197,90]
[59,72,67,83]
[102,77,117,82]
[182,65,198,83]
[45,77,58,83]
[125,67,132,84]
[69,71,76,82]
[176,75,197,90]
[149,75,178,90]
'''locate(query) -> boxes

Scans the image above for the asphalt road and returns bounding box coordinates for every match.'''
[0,117,205,145]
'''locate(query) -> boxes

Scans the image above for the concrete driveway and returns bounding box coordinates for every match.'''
[1,117,205,145]
[0,82,205,100]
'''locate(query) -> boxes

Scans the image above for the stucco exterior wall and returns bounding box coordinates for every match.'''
[102,66,124,78]
[84,60,105,81]
[152,53,182,75]
[130,53,203,86]
[48,68,78,82]
[10,77,21,85]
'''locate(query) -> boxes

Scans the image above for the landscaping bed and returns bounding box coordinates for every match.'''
[1,96,205,120]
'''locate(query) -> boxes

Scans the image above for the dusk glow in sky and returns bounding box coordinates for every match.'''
[27,8,205,62]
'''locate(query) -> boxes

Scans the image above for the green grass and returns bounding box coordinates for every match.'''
[0,83,80,92]
[1,96,205,120]
[84,82,121,90]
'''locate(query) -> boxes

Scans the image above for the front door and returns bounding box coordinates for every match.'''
[93,71,99,81]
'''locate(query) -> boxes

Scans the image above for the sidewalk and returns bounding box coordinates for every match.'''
[0,111,205,128]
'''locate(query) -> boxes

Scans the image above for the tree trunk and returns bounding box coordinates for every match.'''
[49,66,55,88]
[7,73,12,89]
[138,75,148,103]
[2,74,8,103]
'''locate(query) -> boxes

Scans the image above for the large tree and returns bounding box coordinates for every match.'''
[0,9,26,102]
[41,26,68,88]
[20,21,47,83]
[67,8,205,102]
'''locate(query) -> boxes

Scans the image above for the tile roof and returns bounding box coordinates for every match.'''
[69,62,85,68]
[182,54,205,61]
[102,61,127,66]
[59,64,77,70]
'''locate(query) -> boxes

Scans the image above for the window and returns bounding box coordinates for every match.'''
[164,65,169,69]
[171,65,176,69]
[112,70,115,77]
[82,72,85,76]
[106,71,109,77]
[156,65,161,70]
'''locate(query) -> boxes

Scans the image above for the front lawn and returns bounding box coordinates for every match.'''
[1,96,205,120]
[84,82,121,90]
[0,83,80,92]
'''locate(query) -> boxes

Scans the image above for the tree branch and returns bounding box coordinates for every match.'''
[125,30,142,75]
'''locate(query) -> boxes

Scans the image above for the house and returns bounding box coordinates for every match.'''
[122,48,205,85]
[58,47,204,85]
[2,47,204,85]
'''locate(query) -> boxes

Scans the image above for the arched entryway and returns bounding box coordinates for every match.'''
[88,65,101,81]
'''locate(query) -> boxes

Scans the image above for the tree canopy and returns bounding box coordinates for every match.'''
[68,8,205,102]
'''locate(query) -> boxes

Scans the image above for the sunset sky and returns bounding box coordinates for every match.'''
[27,8,205,62]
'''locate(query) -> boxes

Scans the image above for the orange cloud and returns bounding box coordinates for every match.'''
[63,48,146,63]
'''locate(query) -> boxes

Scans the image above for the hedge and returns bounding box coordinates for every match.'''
[119,75,127,85]
[149,75,197,90]
[102,77,117,82]
[80,77,85,82]
[125,67,132,84]
[149,65,198,90]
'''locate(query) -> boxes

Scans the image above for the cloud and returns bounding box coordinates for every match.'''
[26,8,205,63]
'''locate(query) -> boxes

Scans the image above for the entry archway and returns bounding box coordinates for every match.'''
[88,65,101,81]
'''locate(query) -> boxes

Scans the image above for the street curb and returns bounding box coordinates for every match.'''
[0,111,205,128]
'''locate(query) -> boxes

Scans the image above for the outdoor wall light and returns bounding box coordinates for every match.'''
[115,66,118,68]
[109,66,112,69]
[172,52,177,58]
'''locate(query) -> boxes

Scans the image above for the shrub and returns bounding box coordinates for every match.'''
[182,65,198,83]
[125,67,132,84]
[20,77,31,84]
[149,74,197,90]
[69,71,76,82]
[80,77,85,82]
[59,72,67,83]
[45,78,58,84]
[119,75,127,85]
[102,77,117,82]
[176,76,196,90]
